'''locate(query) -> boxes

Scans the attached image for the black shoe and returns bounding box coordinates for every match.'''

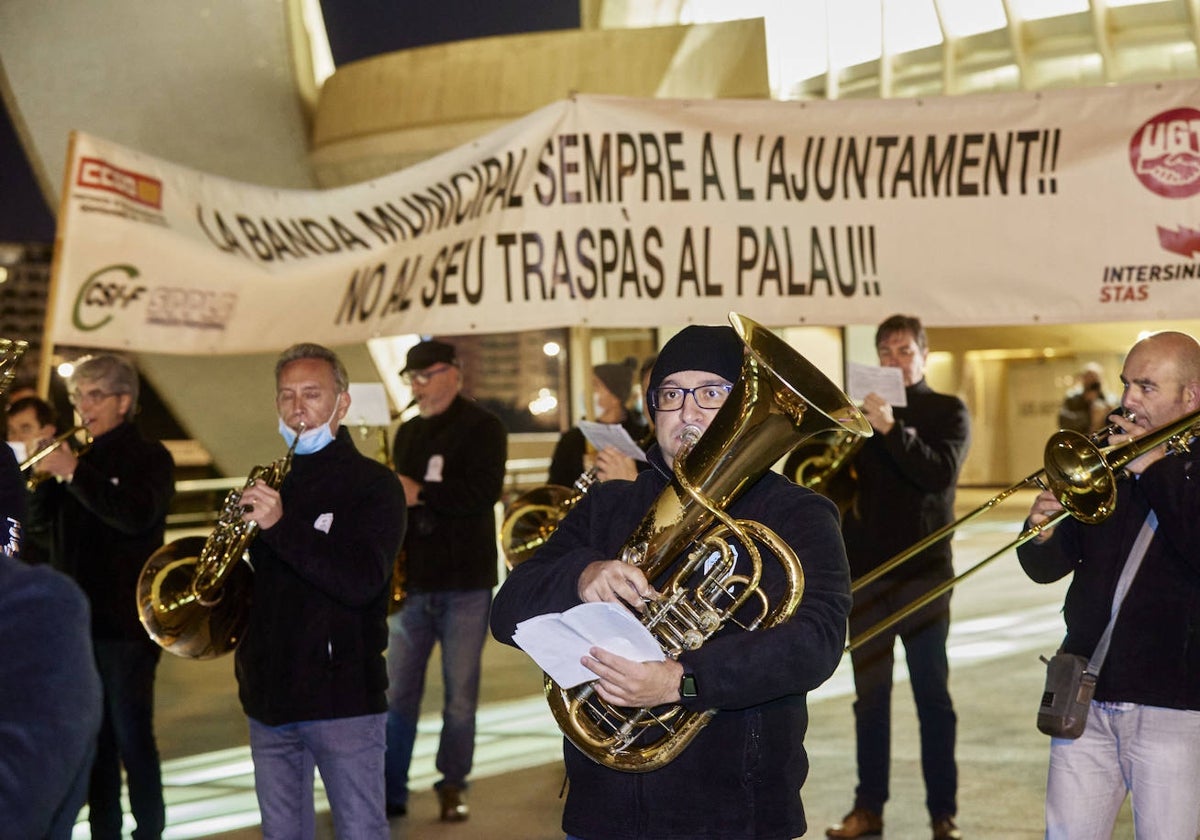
[932,816,963,840]
[386,803,407,818]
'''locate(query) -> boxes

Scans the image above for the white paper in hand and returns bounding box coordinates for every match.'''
[512,601,665,688]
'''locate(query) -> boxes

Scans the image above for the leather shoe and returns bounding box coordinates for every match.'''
[826,808,883,838]
[932,816,963,840]
[437,784,469,822]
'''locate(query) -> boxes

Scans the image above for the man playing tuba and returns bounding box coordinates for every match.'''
[490,323,852,840]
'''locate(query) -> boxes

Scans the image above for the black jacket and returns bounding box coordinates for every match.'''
[392,395,506,592]
[235,427,406,725]
[842,379,971,583]
[490,446,850,840]
[1017,446,1200,710]
[28,422,175,640]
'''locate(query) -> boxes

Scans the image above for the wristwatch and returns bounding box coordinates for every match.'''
[679,671,698,699]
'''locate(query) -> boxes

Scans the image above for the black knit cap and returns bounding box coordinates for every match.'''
[400,339,457,374]
[593,357,638,404]
[647,325,744,418]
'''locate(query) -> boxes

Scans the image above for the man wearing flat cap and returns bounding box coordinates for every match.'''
[384,339,507,822]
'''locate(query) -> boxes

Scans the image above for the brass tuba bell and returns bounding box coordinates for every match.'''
[545,312,871,772]
[136,429,302,659]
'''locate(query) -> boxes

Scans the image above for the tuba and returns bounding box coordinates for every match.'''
[545,312,872,772]
[136,428,303,659]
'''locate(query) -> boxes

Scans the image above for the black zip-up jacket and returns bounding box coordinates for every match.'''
[491,446,850,840]
[392,395,506,592]
[235,427,405,725]
[842,379,971,583]
[1017,446,1200,710]
[28,421,175,640]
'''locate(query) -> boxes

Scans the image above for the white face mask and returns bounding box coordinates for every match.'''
[278,398,341,455]
[592,393,605,418]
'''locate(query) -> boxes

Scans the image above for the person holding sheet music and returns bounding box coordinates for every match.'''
[490,324,851,840]
[548,357,648,487]
[829,314,971,840]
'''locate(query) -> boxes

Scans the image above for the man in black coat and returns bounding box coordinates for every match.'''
[491,324,852,840]
[236,342,406,839]
[28,353,175,840]
[828,315,971,840]
[385,339,507,822]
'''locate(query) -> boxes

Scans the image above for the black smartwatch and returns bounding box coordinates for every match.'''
[679,671,698,699]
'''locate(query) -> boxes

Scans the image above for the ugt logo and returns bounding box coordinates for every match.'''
[1129,107,1200,199]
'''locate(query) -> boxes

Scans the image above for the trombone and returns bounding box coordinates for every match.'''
[846,407,1200,652]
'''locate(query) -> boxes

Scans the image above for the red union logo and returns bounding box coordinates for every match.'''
[77,157,163,208]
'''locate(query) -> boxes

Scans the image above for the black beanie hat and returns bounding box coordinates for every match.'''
[647,325,744,418]
[593,357,637,404]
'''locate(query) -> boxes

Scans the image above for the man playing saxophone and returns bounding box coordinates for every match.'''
[233,343,406,839]
[490,324,852,840]
[1017,330,1200,839]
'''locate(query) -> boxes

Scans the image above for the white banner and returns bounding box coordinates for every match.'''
[51,83,1200,354]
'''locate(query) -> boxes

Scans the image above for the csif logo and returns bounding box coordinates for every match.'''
[73,265,148,331]
[1129,108,1200,199]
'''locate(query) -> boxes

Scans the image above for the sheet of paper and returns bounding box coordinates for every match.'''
[512,601,665,688]
[578,421,647,462]
[847,362,907,407]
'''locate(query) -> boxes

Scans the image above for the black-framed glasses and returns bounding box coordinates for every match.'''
[401,364,454,386]
[68,388,119,407]
[648,384,733,412]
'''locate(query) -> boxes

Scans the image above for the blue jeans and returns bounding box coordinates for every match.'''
[1045,701,1200,839]
[385,589,492,808]
[848,581,957,819]
[89,638,164,840]
[248,713,388,840]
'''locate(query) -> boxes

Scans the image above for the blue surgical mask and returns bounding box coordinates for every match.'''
[278,399,341,455]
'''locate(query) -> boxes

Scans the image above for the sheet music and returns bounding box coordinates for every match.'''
[847,362,907,407]
[578,421,647,461]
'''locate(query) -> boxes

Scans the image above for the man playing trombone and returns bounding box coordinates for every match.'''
[828,314,970,840]
[1018,330,1200,840]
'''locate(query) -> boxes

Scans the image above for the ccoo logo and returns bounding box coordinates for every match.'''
[1129,107,1200,199]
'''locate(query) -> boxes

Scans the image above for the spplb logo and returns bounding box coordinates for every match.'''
[1129,108,1200,199]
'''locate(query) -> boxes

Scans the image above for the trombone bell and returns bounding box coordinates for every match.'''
[1043,430,1116,524]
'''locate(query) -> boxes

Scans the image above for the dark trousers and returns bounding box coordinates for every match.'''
[89,638,165,840]
[848,578,957,820]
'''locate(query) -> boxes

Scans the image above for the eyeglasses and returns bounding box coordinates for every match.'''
[401,364,454,386]
[648,385,732,412]
[69,389,119,407]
